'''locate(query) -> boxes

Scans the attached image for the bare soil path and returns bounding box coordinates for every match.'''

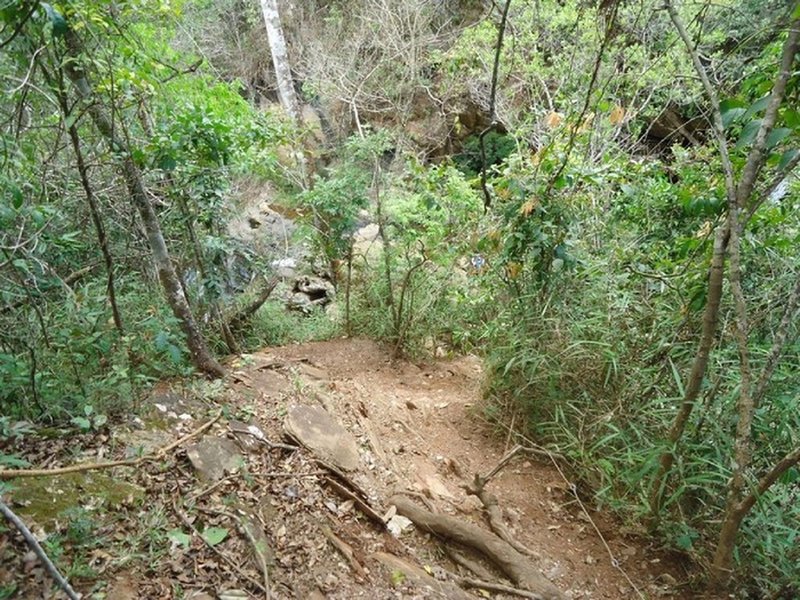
[1,338,690,599]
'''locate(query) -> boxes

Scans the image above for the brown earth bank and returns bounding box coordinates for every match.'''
[1,338,720,599]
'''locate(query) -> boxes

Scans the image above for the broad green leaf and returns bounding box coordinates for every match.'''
[766,128,791,149]
[41,3,68,36]
[784,109,800,129]
[70,416,91,430]
[721,107,745,128]
[743,95,770,120]
[93,414,108,428]
[735,120,762,150]
[11,186,23,210]
[777,148,799,171]
[201,527,228,546]
[167,529,191,548]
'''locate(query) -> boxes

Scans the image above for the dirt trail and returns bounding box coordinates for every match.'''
[2,338,688,599]
[230,338,684,599]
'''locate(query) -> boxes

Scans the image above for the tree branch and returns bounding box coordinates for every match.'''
[0,499,80,599]
[479,0,512,209]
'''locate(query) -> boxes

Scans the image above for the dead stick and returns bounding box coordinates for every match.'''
[458,576,546,599]
[465,474,539,558]
[324,477,386,527]
[187,473,239,502]
[172,498,267,593]
[0,499,80,599]
[0,411,222,479]
[321,522,367,579]
[205,507,272,600]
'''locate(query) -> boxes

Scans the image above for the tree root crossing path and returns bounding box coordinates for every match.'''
[0,339,687,599]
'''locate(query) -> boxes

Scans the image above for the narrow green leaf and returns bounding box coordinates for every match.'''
[0,453,30,468]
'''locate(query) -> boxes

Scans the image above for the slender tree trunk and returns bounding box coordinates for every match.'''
[62,29,225,378]
[711,445,800,583]
[259,0,300,122]
[65,119,125,335]
[708,17,800,583]
[648,221,728,516]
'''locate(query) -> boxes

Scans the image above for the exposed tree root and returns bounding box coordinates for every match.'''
[458,576,549,599]
[444,546,496,581]
[390,495,564,600]
[465,473,539,558]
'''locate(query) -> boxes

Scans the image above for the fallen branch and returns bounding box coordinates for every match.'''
[466,448,540,558]
[321,522,367,579]
[204,507,272,600]
[173,498,267,594]
[228,277,279,332]
[0,499,80,600]
[324,476,386,527]
[390,495,564,600]
[0,411,222,479]
[465,475,538,558]
[229,421,298,452]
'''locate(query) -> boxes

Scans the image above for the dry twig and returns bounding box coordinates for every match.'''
[0,411,222,479]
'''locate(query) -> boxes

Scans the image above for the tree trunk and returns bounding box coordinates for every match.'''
[259,0,300,122]
[65,115,125,335]
[62,28,225,378]
[648,221,728,516]
[708,17,800,582]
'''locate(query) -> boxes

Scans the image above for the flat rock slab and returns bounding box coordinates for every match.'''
[284,405,360,471]
[186,436,243,481]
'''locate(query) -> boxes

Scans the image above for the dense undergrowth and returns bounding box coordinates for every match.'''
[2,0,799,596]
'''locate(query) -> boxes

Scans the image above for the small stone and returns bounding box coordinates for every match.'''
[656,572,677,585]
[584,555,596,565]
[323,573,339,591]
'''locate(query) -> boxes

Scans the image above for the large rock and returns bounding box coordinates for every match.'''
[284,405,360,471]
[287,275,335,313]
[186,437,243,481]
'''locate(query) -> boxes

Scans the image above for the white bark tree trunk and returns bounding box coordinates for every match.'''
[259,0,300,122]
